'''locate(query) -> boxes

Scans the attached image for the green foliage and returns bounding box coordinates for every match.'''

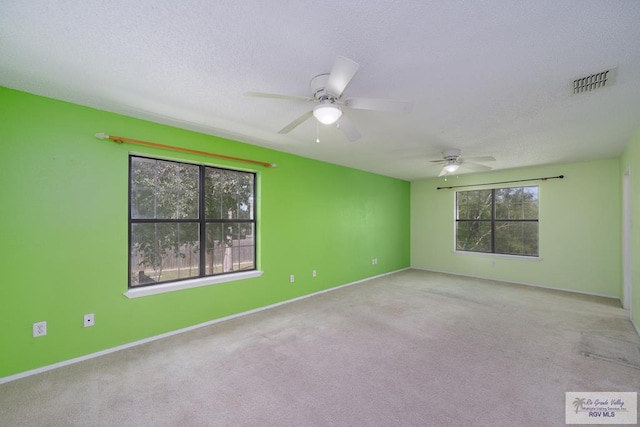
[204,168,254,220]
[131,156,199,219]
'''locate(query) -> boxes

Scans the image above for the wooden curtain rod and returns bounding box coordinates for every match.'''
[95,133,276,168]
[436,175,564,190]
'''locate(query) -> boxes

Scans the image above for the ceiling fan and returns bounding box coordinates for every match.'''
[430,149,496,177]
[245,56,413,142]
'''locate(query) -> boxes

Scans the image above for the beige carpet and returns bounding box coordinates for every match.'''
[1,269,639,426]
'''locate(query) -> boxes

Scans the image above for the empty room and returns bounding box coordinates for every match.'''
[1,1,639,426]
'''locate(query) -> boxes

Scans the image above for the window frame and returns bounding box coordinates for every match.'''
[127,154,258,293]
[454,186,539,257]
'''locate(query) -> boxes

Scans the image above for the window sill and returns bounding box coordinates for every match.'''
[453,250,542,261]
[124,270,264,299]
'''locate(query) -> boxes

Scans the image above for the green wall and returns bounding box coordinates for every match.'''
[0,87,410,378]
[621,127,640,331]
[411,159,622,297]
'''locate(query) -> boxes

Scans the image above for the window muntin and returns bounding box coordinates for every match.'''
[455,186,538,257]
[129,155,256,288]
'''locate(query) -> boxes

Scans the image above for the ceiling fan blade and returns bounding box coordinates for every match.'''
[437,167,448,177]
[325,56,360,98]
[344,97,413,113]
[465,155,496,162]
[278,110,314,134]
[244,91,312,102]
[336,115,362,142]
[462,162,492,171]
[429,159,446,164]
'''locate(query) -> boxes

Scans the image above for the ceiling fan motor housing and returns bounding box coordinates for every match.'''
[310,74,336,102]
[442,148,462,162]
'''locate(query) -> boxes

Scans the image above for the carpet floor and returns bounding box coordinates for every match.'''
[1,269,639,426]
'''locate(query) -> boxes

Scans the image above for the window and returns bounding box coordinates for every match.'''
[456,186,538,256]
[129,155,256,288]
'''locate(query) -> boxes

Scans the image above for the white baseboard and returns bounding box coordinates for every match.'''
[0,268,409,385]
[632,318,640,338]
[411,267,621,301]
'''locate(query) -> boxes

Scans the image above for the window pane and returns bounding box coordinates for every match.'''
[455,192,467,220]
[456,190,492,220]
[456,220,491,252]
[130,222,200,286]
[457,204,469,220]
[495,186,538,220]
[495,221,538,256]
[205,168,255,220]
[495,187,517,219]
[204,223,224,275]
[205,222,255,275]
[131,157,199,219]
[522,222,539,256]
[522,187,539,219]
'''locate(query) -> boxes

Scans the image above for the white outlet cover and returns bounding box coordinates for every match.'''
[33,321,47,337]
[83,313,95,327]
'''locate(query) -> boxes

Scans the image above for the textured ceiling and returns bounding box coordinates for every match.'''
[1,1,639,180]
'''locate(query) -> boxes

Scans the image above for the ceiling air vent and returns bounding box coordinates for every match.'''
[571,68,616,95]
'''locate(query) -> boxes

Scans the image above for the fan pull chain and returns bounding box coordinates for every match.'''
[316,121,320,143]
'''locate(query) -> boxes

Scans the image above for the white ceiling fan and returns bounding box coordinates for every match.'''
[430,149,496,177]
[245,56,413,142]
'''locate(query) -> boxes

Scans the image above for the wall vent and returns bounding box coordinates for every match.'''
[571,68,616,95]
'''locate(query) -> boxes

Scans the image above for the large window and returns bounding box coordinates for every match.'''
[456,186,538,256]
[129,155,256,287]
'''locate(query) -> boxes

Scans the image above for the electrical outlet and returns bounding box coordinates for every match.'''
[290,274,295,283]
[33,321,47,338]
[312,270,317,277]
[83,313,95,328]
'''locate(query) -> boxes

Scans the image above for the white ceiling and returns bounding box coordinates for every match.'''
[2,1,639,180]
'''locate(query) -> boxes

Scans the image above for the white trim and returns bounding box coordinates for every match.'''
[124,270,264,298]
[453,250,542,262]
[412,267,620,300]
[0,268,408,385]
[622,167,633,314]
[632,319,640,339]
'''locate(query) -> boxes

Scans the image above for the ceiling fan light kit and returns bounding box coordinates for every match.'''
[313,103,342,124]
[444,163,460,173]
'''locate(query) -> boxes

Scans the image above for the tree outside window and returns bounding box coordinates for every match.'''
[456,186,538,256]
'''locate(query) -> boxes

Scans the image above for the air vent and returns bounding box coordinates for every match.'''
[571,68,616,95]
